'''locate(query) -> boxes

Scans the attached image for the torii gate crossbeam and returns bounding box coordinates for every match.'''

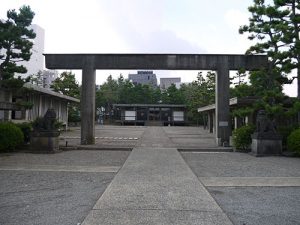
[44,54,268,146]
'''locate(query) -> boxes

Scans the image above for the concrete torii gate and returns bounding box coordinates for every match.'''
[44,54,268,146]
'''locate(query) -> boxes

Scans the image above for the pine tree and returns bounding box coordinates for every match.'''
[0,5,36,88]
[239,0,300,121]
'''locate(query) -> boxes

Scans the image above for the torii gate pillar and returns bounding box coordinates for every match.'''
[216,56,231,145]
[81,56,96,144]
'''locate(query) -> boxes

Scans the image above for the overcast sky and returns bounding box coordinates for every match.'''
[0,0,297,96]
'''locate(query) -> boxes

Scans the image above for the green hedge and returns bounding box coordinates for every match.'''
[15,122,32,143]
[232,125,255,151]
[287,128,300,154]
[278,125,298,147]
[0,122,24,151]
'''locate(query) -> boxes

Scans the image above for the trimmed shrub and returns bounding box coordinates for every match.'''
[278,125,298,147]
[232,125,256,151]
[287,128,300,154]
[15,122,32,143]
[0,122,24,151]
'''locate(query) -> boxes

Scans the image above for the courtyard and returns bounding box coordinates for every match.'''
[0,126,299,225]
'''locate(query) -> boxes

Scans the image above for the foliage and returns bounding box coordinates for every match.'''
[239,0,300,123]
[287,128,300,154]
[15,122,32,143]
[68,105,81,123]
[0,5,36,86]
[231,69,248,87]
[278,125,298,147]
[32,117,63,131]
[51,71,80,97]
[232,125,256,151]
[232,107,255,118]
[50,71,81,122]
[15,100,33,109]
[284,99,300,117]
[0,122,24,151]
[29,70,44,87]
[230,83,256,98]
[161,84,185,104]
[239,0,299,79]
[96,74,162,115]
[96,75,119,118]
[183,71,215,123]
[95,72,217,124]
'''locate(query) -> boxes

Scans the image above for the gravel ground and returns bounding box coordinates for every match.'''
[208,186,300,225]
[0,150,131,225]
[181,152,300,177]
[0,150,130,167]
[182,152,300,225]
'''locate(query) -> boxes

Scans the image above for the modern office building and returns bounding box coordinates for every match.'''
[128,71,157,88]
[17,24,45,78]
[160,77,181,90]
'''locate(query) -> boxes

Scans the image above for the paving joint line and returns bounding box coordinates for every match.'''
[90,208,231,213]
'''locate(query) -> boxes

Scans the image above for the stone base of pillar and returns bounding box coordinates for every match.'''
[251,133,282,157]
[30,131,60,153]
[81,138,95,145]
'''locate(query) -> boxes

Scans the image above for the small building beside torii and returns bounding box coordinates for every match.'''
[197,97,258,134]
[0,83,80,128]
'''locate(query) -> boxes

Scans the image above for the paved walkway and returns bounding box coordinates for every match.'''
[60,125,226,150]
[1,126,299,224]
[81,127,233,225]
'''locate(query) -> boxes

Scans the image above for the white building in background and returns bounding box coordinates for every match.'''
[43,70,58,89]
[17,24,45,79]
[160,77,181,90]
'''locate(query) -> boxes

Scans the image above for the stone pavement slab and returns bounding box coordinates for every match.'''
[208,187,300,225]
[61,125,226,150]
[0,150,130,225]
[182,152,300,225]
[181,152,300,177]
[0,164,120,173]
[0,170,115,225]
[83,209,233,225]
[0,151,130,167]
[200,177,300,187]
[82,147,233,225]
[163,126,217,148]
[137,127,175,148]
[60,125,145,148]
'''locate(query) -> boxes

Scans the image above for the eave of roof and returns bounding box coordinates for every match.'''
[197,97,258,112]
[23,83,80,103]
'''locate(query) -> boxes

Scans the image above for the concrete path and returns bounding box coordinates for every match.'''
[82,127,233,225]
[60,125,229,150]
